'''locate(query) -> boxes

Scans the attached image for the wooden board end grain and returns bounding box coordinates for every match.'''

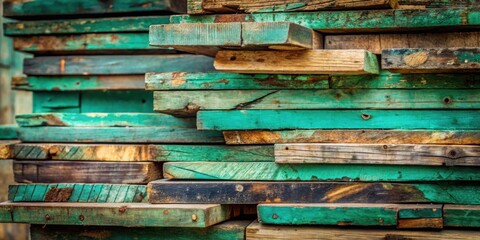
[0,141,17,160]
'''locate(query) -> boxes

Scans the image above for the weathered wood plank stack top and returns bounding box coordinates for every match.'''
[2,0,480,239]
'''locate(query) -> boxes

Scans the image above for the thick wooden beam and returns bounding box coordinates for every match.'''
[223,130,480,145]
[148,180,480,204]
[24,55,214,76]
[0,202,231,227]
[382,48,480,73]
[13,161,162,184]
[0,141,17,160]
[444,205,480,228]
[3,0,187,19]
[9,184,148,203]
[275,143,480,166]
[0,125,18,140]
[163,162,480,181]
[214,50,379,74]
[18,127,224,143]
[198,110,480,130]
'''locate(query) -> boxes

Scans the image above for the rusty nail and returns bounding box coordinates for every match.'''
[118,206,127,213]
[449,150,457,157]
[163,210,169,215]
[45,214,50,221]
[382,145,388,150]
[443,97,452,104]
[272,214,278,219]
[191,214,198,221]
[378,218,384,223]
[79,215,84,221]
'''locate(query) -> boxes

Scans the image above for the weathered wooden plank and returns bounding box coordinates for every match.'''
[223,130,480,145]
[4,16,170,36]
[198,110,480,130]
[214,50,379,74]
[8,184,148,203]
[0,141,17,160]
[399,0,480,8]
[398,205,443,219]
[33,92,80,113]
[16,113,194,127]
[13,75,146,91]
[154,89,480,116]
[18,127,224,143]
[3,0,187,19]
[24,55,214,75]
[0,202,231,227]
[397,218,444,229]
[0,125,18,140]
[188,0,398,14]
[145,72,329,90]
[148,180,480,204]
[170,8,480,33]
[29,220,251,239]
[246,221,479,240]
[163,162,480,181]
[13,144,274,162]
[325,32,480,54]
[382,48,480,73]
[331,71,480,89]
[444,205,480,227]
[275,143,480,166]
[258,203,398,226]
[13,161,162,184]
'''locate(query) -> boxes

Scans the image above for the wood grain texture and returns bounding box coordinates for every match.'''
[397,218,443,229]
[9,184,148,203]
[223,130,480,145]
[0,202,231,227]
[0,141,17,160]
[148,180,480,204]
[443,205,480,227]
[246,221,479,240]
[382,48,480,73]
[275,143,480,166]
[24,55,215,76]
[214,50,379,74]
[198,110,480,130]
[13,161,162,184]
[163,162,480,181]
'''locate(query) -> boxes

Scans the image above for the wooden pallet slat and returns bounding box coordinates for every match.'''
[444,205,480,228]
[0,141,17,160]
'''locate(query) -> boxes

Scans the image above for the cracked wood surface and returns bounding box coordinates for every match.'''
[0,141,17,160]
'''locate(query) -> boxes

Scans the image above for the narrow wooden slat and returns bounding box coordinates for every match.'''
[198,110,480,130]
[274,143,480,166]
[163,162,480,181]
[13,161,162,184]
[148,180,480,204]
[397,218,443,229]
[0,202,230,227]
[0,125,18,140]
[214,50,379,74]
[444,205,480,227]
[223,130,480,145]
[0,141,17,160]
[8,184,148,203]
[399,0,480,8]
[398,205,443,219]
[382,48,480,73]
[18,127,224,143]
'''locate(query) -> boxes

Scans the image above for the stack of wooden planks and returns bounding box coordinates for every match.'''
[1,0,480,239]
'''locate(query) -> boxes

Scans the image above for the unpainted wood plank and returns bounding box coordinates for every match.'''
[382,48,480,73]
[223,130,480,145]
[275,143,480,166]
[397,218,443,229]
[13,161,162,184]
[0,202,231,227]
[214,50,379,74]
[148,180,480,204]
[444,205,480,227]
[0,141,17,160]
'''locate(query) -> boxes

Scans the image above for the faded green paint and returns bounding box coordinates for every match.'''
[164,162,480,181]
[13,76,145,91]
[398,206,442,219]
[444,206,480,227]
[258,204,397,226]
[150,145,274,162]
[197,110,480,130]
[0,125,18,139]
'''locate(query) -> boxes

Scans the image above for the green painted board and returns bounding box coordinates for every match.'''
[444,205,480,227]
[13,75,146,91]
[3,0,186,19]
[33,92,80,113]
[0,202,231,227]
[197,110,480,130]
[8,184,148,203]
[145,72,329,90]
[24,55,214,76]
[18,127,224,143]
[154,89,480,116]
[29,220,251,240]
[16,113,194,127]
[170,7,480,33]
[4,16,170,36]
[399,0,480,8]
[398,205,443,219]
[0,125,18,140]
[257,204,398,226]
[164,162,480,181]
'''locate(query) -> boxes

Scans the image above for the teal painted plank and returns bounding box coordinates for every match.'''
[197,110,480,130]
[444,205,480,227]
[0,125,18,139]
[24,55,215,76]
[170,8,480,33]
[399,205,443,219]
[33,92,80,113]
[30,185,49,201]
[258,203,398,226]
[13,75,145,91]
[4,16,170,36]
[16,113,195,127]
[97,185,112,203]
[145,72,329,90]
[164,162,480,181]
[78,185,93,202]
[18,127,224,143]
